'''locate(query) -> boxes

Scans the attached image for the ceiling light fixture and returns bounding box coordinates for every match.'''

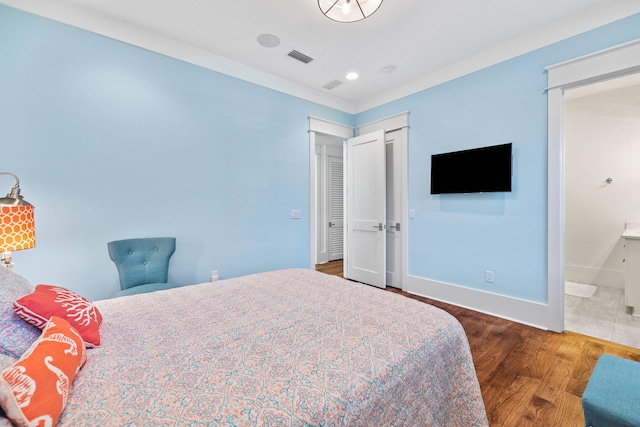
[342,0,351,15]
[346,72,359,80]
[318,0,383,23]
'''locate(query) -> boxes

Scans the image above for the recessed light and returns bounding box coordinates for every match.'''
[257,33,281,48]
[382,65,396,74]
[346,72,359,80]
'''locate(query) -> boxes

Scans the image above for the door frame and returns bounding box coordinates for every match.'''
[384,129,404,288]
[309,113,409,290]
[358,112,409,290]
[309,117,354,267]
[315,137,345,264]
[546,38,640,332]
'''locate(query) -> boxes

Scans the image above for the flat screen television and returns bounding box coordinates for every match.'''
[430,143,512,194]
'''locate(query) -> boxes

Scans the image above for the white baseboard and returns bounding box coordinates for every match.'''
[403,274,552,331]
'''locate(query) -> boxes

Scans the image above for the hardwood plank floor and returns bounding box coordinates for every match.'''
[316,260,640,426]
[315,260,343,278]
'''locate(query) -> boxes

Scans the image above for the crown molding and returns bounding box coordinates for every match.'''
[354,1,640,113]
[0,0,357,114]
[2,0,639,115]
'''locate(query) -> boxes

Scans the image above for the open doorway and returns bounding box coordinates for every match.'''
[546,38,640,333]
[564,74,640,348]
[308,117,353,272]
[309,114,409,290]
[314,133,345,267]
[315,129,404,289]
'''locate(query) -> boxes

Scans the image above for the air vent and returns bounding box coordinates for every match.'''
[323,80,343,90]
[288,50,314,64]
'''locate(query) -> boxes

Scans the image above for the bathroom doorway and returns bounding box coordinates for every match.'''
[564,73,640,348]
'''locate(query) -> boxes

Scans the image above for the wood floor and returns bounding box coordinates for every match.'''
[316,260,640,426]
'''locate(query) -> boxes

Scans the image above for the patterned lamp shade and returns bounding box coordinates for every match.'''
[0,205,36,252]
[0,172,36,268]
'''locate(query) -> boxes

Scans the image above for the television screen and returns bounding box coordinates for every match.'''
[430,143,512,194]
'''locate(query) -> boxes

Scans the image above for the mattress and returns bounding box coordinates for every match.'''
[2,268,487,426]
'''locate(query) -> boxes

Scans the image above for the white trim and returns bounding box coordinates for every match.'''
[3,0,639,114]
[1,0,356,114]
[399,126,409,292]
[309,131,318,268]
[358,111,410,135]
[354,3,640,113]
[343,140,348,278]
[355,112,409,137]
[546,38,640,90]
[309,117,354,138]
[547,87,565,332]
[546,39,640,333]
[405,274,549,330]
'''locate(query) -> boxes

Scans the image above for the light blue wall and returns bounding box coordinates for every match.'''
[3,4,640,306]
[0,5,353,300]
[357,13,640,303]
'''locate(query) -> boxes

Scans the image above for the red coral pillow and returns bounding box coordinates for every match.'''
[13,285,102,348]
[0,316,87,427]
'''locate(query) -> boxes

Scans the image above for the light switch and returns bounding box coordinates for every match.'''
[409,209,415,219]
[291,209,301,219]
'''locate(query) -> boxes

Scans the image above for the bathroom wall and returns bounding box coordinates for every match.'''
[565,82,640,288]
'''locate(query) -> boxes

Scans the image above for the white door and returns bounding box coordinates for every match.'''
[328,155,344,261]
[345,130,386,288]
[385,130,402,288]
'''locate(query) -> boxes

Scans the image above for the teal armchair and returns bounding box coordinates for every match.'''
[108,237,182,297]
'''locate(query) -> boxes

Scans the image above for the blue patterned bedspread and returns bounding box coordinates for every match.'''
[4,268,488,426]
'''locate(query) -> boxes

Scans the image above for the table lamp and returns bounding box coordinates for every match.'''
[0,172,35,269]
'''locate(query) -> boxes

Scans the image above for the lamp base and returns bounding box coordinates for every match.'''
[1,251,14,269]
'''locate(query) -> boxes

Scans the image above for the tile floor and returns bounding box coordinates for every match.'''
[565,285,640,349]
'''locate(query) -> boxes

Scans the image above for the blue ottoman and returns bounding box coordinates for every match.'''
[582,354,640,427]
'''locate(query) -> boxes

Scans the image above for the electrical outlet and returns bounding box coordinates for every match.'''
[485,270,494,283]
[211,270,219,282]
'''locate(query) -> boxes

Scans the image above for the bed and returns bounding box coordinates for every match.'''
[1,267,488,426]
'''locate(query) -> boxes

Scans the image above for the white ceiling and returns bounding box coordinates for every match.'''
[3,0,640,113]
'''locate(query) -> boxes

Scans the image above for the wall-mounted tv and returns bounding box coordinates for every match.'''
[430,143,512,194]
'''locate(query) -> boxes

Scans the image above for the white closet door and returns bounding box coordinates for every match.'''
[328,155,344,261]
